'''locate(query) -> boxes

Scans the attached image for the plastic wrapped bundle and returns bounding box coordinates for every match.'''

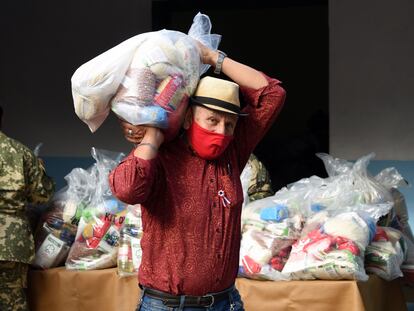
[72,12,221,141]
[65,198,128,270]
[238,228,296,281]
[316,153,394,206]
[117,204,143,277]
[239,196,303,281]
[32,218,77,269]
[365,226,405,281]
[282,205,391,281]
[33,148,125,269]
[63,150,128,270]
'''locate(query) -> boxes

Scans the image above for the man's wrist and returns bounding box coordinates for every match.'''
[207,50,217,66]
[213,50,227,75]
[141,128,164,148]
[135,142,158,153]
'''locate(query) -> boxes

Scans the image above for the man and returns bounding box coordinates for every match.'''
[110,44,285,310]
[0,105,55,311]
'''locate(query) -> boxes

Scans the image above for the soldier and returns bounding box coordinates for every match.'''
[245,153,274,202]
[0,105,55,311]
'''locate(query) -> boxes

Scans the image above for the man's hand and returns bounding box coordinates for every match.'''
[133,126,164,160]
[196,41,219,66]
[119,119,147,144]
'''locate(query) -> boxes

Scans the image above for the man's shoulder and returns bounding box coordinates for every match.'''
[0,132,33,157]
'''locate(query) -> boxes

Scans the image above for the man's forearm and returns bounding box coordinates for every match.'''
[206,50,268,89]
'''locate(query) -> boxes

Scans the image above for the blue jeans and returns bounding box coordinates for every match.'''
[136,287,245,311]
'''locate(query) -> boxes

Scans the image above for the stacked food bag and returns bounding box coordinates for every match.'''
[63,149,139,270]
[239,152,412,282]
[117,205,143,277]
[32,148,130,270]
[65,198,127,270]
[282,208,382,281]
[239,196,302,281]
[71,12,221,141]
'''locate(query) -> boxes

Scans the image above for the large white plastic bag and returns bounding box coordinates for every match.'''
[110,30,197,140]
[64,148,130,270]
[282,211,371,281]
[317,153,394,205]
[365,226,405,281]
[72,34,152,132]
[33,148,124,269]
[282,202,392,281]
[239,195,303,281]
[72,13,220,135]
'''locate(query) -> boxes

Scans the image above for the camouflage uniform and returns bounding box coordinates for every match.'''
[246,154,274,201]
[0,131,54,311]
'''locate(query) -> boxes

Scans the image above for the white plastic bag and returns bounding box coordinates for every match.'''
[239,195,303,281]
[63,148,129,270]
[282,201,391,281]
[365,226,405,281]
[282,211,375,281]
[117,204,143,277]
[33,148,124,269]
[317,153,394,206]
[72,13,221,136]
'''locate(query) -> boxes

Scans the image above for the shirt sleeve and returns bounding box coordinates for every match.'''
[24,149,55,205]
[109,151,160,205]
[234,73,286,171]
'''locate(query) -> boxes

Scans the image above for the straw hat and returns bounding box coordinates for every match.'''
[191,76,248,116]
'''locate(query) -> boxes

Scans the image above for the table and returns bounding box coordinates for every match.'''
[27,267,407,311]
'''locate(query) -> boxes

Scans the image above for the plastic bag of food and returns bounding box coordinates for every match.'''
[65,198,127,270]
[282,203,391,281]
[316,153,394,205]
[72,12,221,138]
[238,226,296,281]
[117,204,143,277]
[60,148,129,270]
[33,148,124,269]
[374,168,413,240]
[365,226,405,281]
[239,195,303,280]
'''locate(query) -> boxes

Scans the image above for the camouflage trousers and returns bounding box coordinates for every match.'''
[0,261,28,311]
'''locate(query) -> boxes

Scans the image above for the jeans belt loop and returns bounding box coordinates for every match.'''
[205,294,215,308]
[139,287,146,304]
[178,295,186,311]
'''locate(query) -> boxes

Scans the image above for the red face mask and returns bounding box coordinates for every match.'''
[187,120,233,160]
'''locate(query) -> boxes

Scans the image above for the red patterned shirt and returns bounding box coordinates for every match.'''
[109,74,285,295]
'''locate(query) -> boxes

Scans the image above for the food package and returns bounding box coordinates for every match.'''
[282,210,387,281]
[117,205,143,277]
[365,226,405,281]
[72,12,221,141]
[33,148,125,269]
[240,196,303,280]
[238,228,295,281]
[65,198,128,270]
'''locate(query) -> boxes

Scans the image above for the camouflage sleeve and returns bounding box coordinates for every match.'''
[23,148,55,205]
[247,154,274,201]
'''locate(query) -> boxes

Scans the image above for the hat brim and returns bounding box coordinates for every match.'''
[190,96,248,117]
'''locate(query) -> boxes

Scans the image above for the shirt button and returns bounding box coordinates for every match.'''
[216,278,220,283]
[213,202,217,208]
[215,228,220,233]
[217,254,221,259]
[210,178,214,183]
